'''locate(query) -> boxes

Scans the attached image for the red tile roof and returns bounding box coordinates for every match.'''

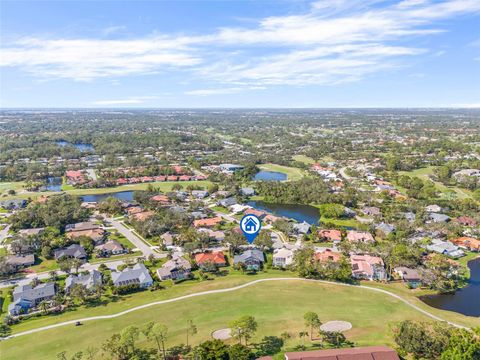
[195,251,226,265]
[193,216,222,228]
[285,346,399,360]
[319,229,342,242]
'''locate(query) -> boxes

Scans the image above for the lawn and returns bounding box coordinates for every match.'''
[27,256,59,273]
[0,181,26,196]
[258,163,306,182]
[319,216,360,229]
[292,154,316,164]
[1,278,439,360]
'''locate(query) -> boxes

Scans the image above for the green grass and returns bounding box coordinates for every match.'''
[1,277,442,360]
[27,256,59,273]
[211,206,230,214]
[258,163,306,182]
[398,167,473,200]
[292,155,315,164]
[320,216,360,229]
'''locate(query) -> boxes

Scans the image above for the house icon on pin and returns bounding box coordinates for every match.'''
[245,217,257,232]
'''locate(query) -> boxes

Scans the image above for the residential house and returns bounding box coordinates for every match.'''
[428,213,451,223]
[284,346,400,360]
[362,206,381,216]
[454,216,477,227]
[346,230,375,243]
[193,216,222,228]
[318,229,342,244]
[315,249,342,263]
[350,254,387,281]
[132,211,155,221]
[95,240,125,256]
[54,244,87,261]
[111,263,153,288]
[233,249,264,271]
[1,199,27,210]
[5,254,35,269]
[293,221,311,235]
[219,164,244,173]
[66,222,105,244]
[191,190,209,199]
[451,237,480,252]
[18,227,45,237]
[425,204,442,213]
[217,197,237,208]
[8,282,56,316]
[264,214,281,224]
[272,248,295,268]
[160,232,175,247]
[198,228,225,242]
[427,239,465,258]
[157,256,192,281]
[394,267,421,288]
[244,208,267,219]
[240,187,255,196]
[376,222,395,236]
[150,194,170,205]
[65,270,102,292]
[195,251,227,270]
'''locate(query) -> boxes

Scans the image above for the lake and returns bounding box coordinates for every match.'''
[253,171,287,181]
[81,191,134,203]
[420,257,480,317]
[56,140,94,152]
[247,200,320,224]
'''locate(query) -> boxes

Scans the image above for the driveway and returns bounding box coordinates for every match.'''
[0,224,11,244]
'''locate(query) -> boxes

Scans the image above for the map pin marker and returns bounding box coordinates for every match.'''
[240,214,262,244]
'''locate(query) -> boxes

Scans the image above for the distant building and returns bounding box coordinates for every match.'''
[157,256,192,281]
[240,187,255,196]
[293,221,311,235]
[350,254,386,281]
[233,249,264,271]
[219,164,244,173]
[427,240,465,258]
[394,267,421,288]
[346,230,375,243]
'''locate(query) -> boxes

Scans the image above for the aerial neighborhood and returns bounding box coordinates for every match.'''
[0,110,479,359]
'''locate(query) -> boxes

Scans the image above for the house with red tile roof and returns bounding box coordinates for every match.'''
[315,248,342,263]
[150,194,170,204]
[132,211,155,222]
[284,346,399,360]
[244,208,267,218]
[154,175,166,181]
[193,216,223,228]
[179,175,191,181]
[65,170,87,185]
[350,254,386,281]
[451,237,480,252]
[346,230,375,243]
[454,216,477,227]
[195,251,227,269]
[167,175,178,181]
[318,229,342,243]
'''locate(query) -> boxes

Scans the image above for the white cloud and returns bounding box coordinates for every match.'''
[1,0,479,87]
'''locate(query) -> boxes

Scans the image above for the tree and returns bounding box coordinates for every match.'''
[102,333,129,360]
[70,284,88,305]
[225,231,247,256]
[298,331,308,349]
[229,315,258,346]
[228,343,254,360]
[186,319,197,347]
[84,347,98,360]
[38,300,49,314]
[144,321,168,359]
[195,339,229,360]
[303,311,321,340]
[255,230,273,251]
[256,336,284,356]
[0,324,11,337]
[49,270,58,281]
[120,326,140,355]
[320,331,352,347]
[440,328,480,360]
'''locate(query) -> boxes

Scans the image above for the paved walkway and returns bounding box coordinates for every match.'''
[2,277,470,340]
[0,224,11,244]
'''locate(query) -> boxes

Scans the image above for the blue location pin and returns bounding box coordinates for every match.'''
[240,214,262,244]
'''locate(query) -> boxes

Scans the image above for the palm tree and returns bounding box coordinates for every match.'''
[38,300,49,314]
[49,270,58,281]
[299,331,308,349]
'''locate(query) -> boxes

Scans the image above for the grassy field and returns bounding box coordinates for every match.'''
[258,163,306,181]
[0,181,26,197]
[398,167,473,200]
[292,155,316,164]
[1,277,443,360]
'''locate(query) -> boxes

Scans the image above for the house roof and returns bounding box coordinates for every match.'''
[451,237,480,251]
[318,229,342,241]
[315,249,342,263]
[346,231,375,242]
[293,221,311,234]
[5,254,35,267]
[111,263,153,286]
[193,216,222,228]
[284,346,399,360]
[54,244,87,259]
[95,240,124,252]
[157,257,191,278]
[13,282,56,303]
[65,222,99,232]
[195,251,226,265]
[66,270,102,290]
[233,249,264,264]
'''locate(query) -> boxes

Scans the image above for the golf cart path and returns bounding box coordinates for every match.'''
[3,277,469,340]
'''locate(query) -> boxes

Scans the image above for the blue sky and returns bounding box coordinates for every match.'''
[1,0,479,108]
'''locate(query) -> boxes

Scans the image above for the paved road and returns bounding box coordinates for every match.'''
[2,277,469,340]
[106,218,163,259]
[339,167,352,180]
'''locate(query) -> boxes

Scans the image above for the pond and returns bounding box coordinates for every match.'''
[56,140,94,152]
[253,171,287,181]
[81,191,134,203]
[45,177,62,192]
[420,257,480,316]
[247,200,320,224]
